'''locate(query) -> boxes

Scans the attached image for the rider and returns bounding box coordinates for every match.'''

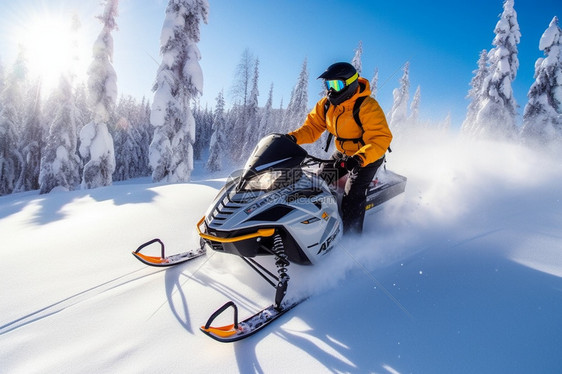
[286,62,392,234]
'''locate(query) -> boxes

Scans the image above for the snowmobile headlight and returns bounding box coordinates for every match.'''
[242,170,284,191]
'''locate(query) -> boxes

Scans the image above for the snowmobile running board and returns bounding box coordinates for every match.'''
[132,238,206,267]
[200,298,304,343]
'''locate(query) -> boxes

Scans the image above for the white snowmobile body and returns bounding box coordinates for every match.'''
[198,134,406,265]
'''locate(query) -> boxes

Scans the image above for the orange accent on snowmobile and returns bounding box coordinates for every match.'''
[200,324,241,338]
[196,217,275,243]
[132,251,168,265]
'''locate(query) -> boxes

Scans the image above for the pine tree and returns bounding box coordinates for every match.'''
[193,102,213,160]
[461,50,489,135]
[74,83,92,132]
[149,0,208,182]
[137,97,152,176]
[521,16,562,143]
[112,95,152,180]
[370,67,379,99]
[230,49,253,111]
[470,0,520,138]
[408,85,421,126]
[282,58,309,134]
[389,61,410,131]
[14,78,43,192]
[228,49,254,163]
[351,41,363,76]
[0,58,5,93]
[439,112,452,132]
[207,91,227,172]
[0,49,27,195]
[80,0,118,189]
[39,76,81,193]
[258,83,274,140]
[243,58,261,153]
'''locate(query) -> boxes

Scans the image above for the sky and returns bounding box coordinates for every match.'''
[0,0,560,128]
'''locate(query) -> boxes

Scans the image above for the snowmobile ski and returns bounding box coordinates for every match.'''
[200,298,304,343]
[132,238,205,267]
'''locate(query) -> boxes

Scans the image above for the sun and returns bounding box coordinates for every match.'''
[19,13,89,94]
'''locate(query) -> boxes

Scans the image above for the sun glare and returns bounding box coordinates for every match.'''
[19,13,89,94]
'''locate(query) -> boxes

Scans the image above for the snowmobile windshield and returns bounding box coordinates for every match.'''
[239,134,308,191]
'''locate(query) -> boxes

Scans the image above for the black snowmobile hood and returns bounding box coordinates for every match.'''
[240,134,308,181]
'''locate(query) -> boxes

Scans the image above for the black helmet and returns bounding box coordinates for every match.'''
[318,62,359,105]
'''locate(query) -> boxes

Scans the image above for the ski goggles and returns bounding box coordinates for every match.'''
[324,72,358,92]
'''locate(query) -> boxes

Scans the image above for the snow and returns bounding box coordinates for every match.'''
[539,17,560,52]
[79,121,116,188]
[184,44,204,95]
[2,129,562,373]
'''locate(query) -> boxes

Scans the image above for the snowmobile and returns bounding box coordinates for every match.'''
[133,133,407,342]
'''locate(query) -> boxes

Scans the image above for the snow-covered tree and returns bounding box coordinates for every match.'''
[521,16,562,143]
[230,48,253,109]
[74,83,92,131]
[0,50,27,195]
[39,76,81,193]
[193,103,213,160]
[80,0,118,189]
[14,78,43,192]
[439,111,452,132]
[0,59,5,93]
[389,61,410,131]
[351,41,363,76]
[228,49,255,163]
[370,67,379,99]
[207,90,227,172]
[282,58,309,134]
[111,95,152,180]
[149,0,209,182]
[461,49,489,134]
[137,98,153,175]
[243,58,261,153]
[468,0,521,139]
[257,83,274,140]
[408,85,421,126]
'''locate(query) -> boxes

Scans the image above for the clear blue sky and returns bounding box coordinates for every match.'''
[0,0,560,128]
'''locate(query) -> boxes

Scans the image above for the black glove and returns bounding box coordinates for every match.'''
[284,134,297,143]
[335,155,362,172]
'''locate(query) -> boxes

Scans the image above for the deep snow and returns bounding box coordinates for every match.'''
[1,129,562,374]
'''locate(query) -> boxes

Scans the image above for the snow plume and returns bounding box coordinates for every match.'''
[149,0,209,183]
[290,125,562,302]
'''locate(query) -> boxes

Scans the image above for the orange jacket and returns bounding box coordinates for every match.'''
[288,77,392,166]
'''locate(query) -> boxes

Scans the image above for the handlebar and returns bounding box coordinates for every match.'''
[301,155,333,167]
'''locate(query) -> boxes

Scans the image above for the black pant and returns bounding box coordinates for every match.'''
[320,153,384,234]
